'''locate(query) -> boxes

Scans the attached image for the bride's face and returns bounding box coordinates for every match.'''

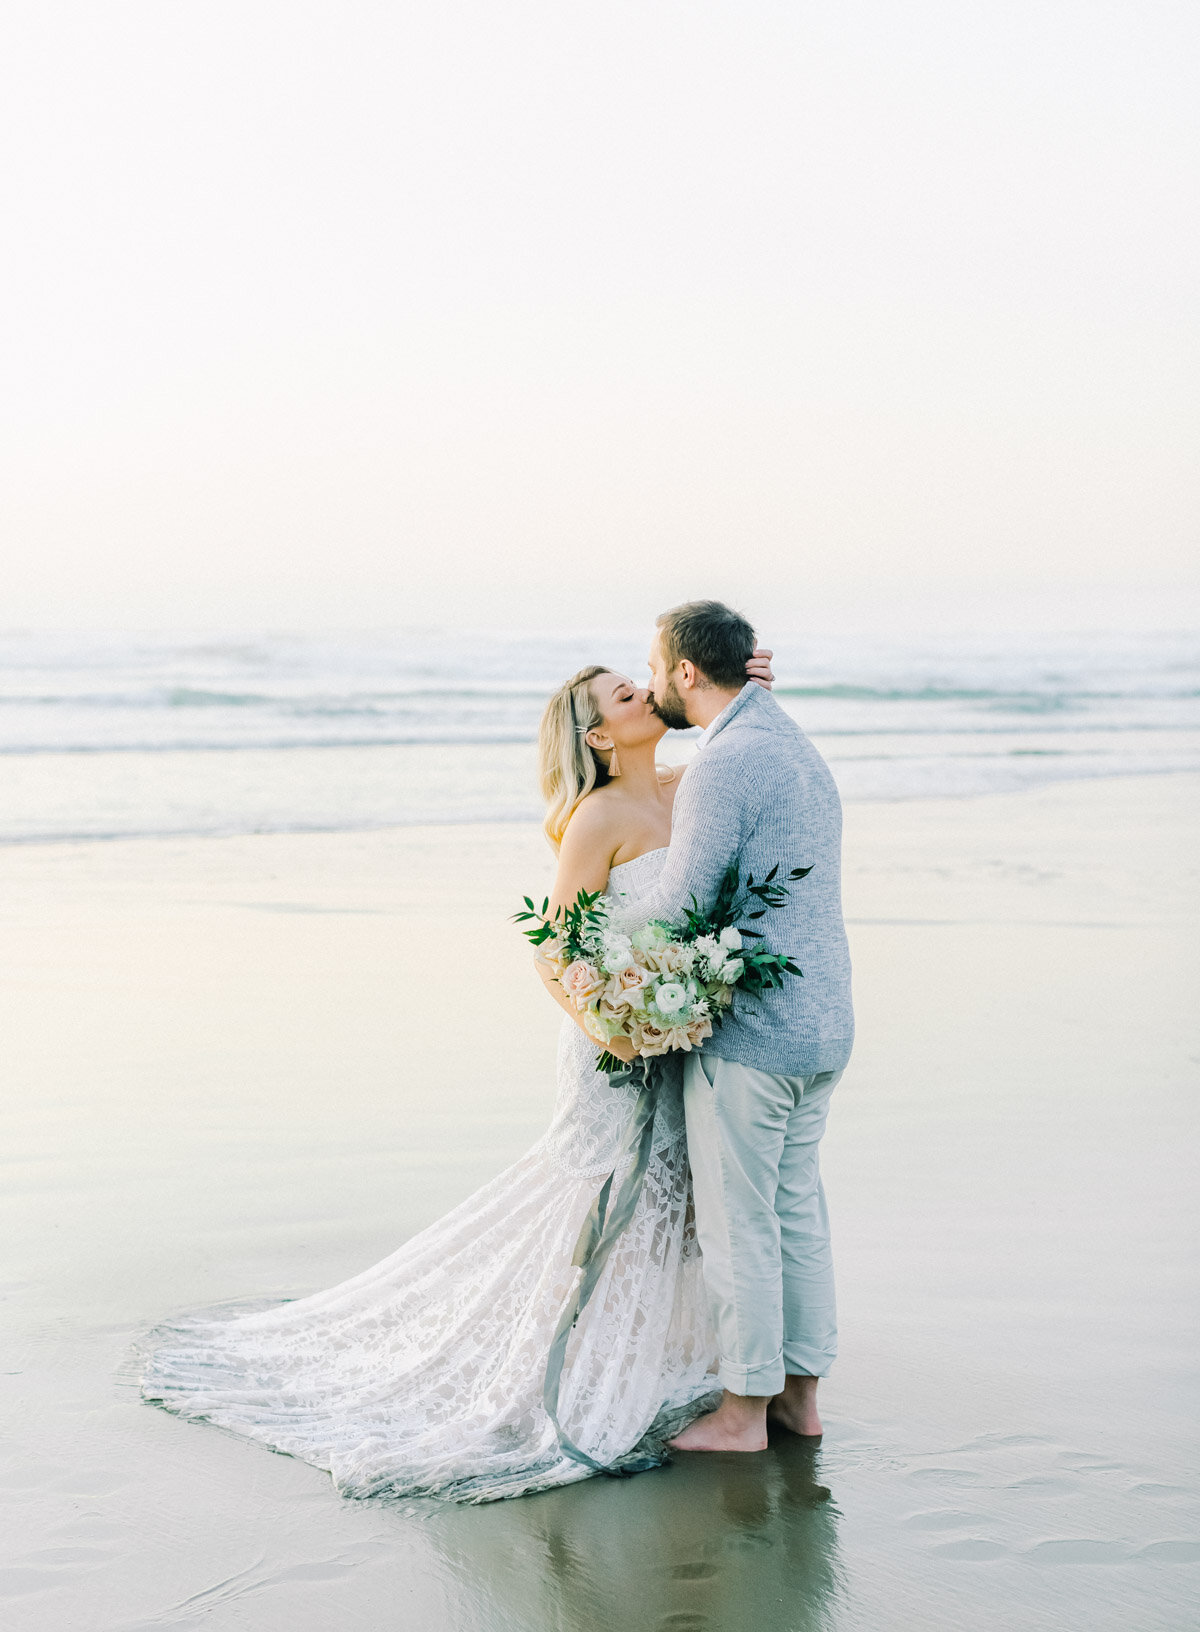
[588,671,668,753]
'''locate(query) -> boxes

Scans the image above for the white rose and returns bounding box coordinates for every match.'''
[601,976,635,1010]
[582,1009,616,1044]
[719,926,743,952]
[534,936,567,977]
[601,933,635,972]
[655,980,689,1015]
[632,922,670,953]
[716,957,744,984]
[657,941,694,975]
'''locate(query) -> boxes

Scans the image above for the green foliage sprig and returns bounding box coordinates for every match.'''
[514,886,606,964]
[677,861,812,993]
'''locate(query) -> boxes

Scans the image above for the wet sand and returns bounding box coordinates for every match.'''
[2,774,1198,1630]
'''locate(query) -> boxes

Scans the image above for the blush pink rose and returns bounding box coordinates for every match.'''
[651,1019,713,1053]
[643,942,688,976]
[561,961,604,1008]
[601,976,635,1010]
[638,1021,670,1057]
[599,993,634,1025]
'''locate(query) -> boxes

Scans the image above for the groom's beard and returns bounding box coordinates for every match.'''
[650,681,691,732]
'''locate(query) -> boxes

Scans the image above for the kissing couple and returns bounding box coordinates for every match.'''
[141,600,855,1504]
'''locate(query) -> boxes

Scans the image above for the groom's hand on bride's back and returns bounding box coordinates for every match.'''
[746,647,775,689]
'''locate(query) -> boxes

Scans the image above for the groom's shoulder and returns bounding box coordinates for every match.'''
[709,692,805,761]
[693,719,795,794]
[726,685,803,738]
[708,704,833,791]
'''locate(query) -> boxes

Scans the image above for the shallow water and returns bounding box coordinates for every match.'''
[1,778,1197,1629]
[4,626,1199,841]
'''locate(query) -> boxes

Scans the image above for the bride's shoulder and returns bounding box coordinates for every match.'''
[563,785,623,846]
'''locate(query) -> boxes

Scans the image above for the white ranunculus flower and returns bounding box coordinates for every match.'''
[654,980,689,1015]
[719,926,743,952]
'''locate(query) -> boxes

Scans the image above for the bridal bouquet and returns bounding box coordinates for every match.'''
[515,861,810,1073]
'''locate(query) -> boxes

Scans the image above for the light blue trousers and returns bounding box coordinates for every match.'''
[683,1051,842,1396]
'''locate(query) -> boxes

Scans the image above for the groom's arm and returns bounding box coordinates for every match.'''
[640,752,756,925]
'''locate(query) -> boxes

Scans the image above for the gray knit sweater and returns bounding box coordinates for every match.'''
[643,683,854,1076]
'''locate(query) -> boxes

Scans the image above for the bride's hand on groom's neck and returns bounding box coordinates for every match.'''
[746,647,775,690]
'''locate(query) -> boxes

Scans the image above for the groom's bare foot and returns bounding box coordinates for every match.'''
[668,1393,769,1453]
[767,1373,823,1437]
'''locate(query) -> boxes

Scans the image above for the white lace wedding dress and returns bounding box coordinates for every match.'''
[140,847,719,1504]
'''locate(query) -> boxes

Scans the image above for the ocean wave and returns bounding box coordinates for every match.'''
[0,733,543,755]
[1,627,1198,838]
[4,678,1199,711]
[3,719,1200,756]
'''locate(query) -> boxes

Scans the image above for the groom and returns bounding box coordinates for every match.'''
[642,600,854,1452]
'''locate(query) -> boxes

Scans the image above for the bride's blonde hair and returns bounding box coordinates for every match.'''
[538,664,612,848]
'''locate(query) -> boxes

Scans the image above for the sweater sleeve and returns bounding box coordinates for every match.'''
[640,749,755,924]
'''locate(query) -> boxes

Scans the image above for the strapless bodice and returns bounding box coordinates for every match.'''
[602,846,668,931]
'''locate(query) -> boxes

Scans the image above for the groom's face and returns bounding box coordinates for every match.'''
[647,632,693,730]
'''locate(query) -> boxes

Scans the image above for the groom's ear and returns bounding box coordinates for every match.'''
[678,659,698,692]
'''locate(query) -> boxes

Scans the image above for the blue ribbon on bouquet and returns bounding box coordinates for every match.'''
[541,1055,664,1476]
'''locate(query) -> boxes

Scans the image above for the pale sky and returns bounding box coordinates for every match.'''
[2,1,1198,633]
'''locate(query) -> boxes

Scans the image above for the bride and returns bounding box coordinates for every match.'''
[140,652,773,1504]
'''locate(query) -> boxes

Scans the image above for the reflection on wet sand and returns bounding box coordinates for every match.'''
[416,1433,842,1632]
[3,779,1195,1630]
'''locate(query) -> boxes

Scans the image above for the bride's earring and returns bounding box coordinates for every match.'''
[607,744,621,777]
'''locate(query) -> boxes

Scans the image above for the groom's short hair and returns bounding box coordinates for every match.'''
[656,600,756,689]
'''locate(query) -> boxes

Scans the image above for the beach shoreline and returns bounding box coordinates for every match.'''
[2,772,1197,1630]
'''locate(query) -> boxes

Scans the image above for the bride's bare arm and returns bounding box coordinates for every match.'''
[546,796,616,918]
[533,797,636,1060]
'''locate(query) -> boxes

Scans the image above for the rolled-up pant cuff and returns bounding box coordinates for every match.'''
[782,1342,836,1379]
[717,1351,787,1397]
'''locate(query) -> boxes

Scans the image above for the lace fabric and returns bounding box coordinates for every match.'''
[139,847,720,1503]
